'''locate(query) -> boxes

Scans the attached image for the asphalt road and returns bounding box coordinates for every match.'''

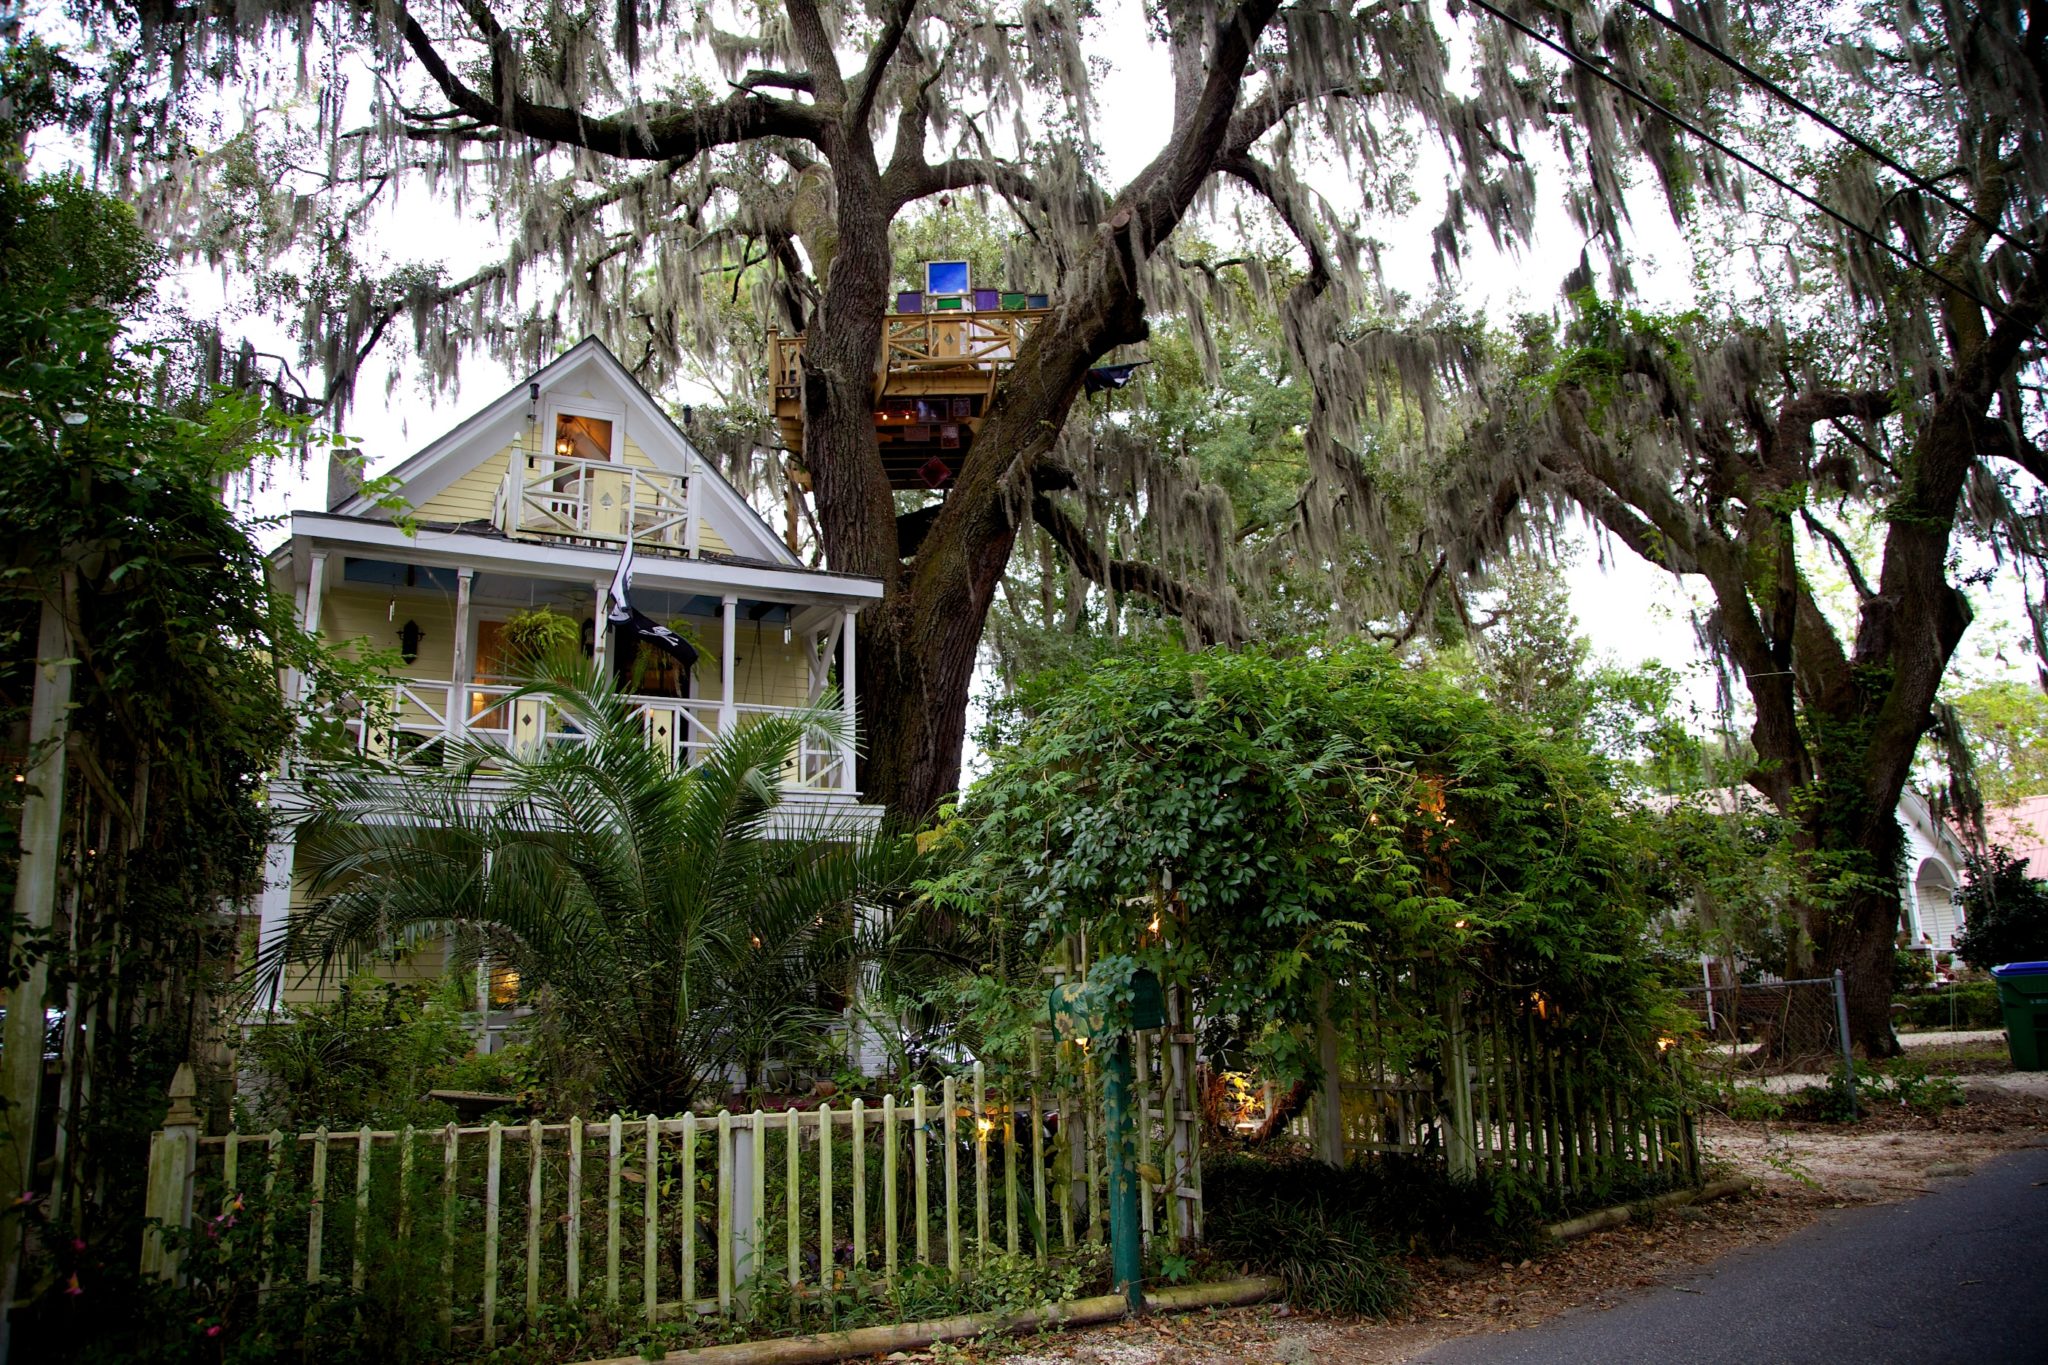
[1417,1145,2048,1365]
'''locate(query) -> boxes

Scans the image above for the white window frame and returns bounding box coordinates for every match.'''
[542,394,626,465]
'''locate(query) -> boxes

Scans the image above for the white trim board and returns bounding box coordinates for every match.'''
[286,512,884,605]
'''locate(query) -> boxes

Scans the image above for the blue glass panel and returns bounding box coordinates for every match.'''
[925,260,970,295]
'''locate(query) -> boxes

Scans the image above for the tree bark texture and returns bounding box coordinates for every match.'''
[788,0,1280,819]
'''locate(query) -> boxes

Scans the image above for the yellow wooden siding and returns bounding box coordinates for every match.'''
[730,628,817,708]
[322,588,461,679]
[412,442,513,523]
[618,433,658,470]
[279,875,449,1006]
[408,432,741,555]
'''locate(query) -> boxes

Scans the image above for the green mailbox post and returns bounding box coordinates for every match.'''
[1048,967,1165,1313]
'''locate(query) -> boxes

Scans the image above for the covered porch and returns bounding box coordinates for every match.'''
[277,512,884,800]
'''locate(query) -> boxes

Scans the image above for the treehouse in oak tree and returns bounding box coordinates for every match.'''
[769,261,1052,490]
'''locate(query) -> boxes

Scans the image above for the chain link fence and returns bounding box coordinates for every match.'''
[1675,974,1855,1085]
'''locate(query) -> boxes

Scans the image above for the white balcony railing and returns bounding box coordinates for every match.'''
[341,679,856,794]
[492,451,700,554]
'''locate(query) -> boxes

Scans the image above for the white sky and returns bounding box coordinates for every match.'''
[41,0,2033,720]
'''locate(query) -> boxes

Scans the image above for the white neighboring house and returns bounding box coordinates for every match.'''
[1899,787,1969,953]
[1681,786,1970,975]
[254,338,885,1012]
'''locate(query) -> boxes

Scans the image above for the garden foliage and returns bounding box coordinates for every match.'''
[274,664,920,1116]
[933,642,1683,1082]
[1953,848,2048,969]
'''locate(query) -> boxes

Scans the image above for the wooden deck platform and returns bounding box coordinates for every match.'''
[770,306,1051,489]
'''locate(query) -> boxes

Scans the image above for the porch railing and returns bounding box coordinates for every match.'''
[492,451,700,555]
[343,679,856,794]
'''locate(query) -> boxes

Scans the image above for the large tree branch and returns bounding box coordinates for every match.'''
[733,69,817,95]
[396,1,824,157]
[1223,77,1374,154]
[1978,414,2048,485]
[1760,388,1895,490]
[889,156,1051,214]
[1221,151,1336,290]
[781,0,849,110]
[849,0,920,131]
[1032,494,1245,645]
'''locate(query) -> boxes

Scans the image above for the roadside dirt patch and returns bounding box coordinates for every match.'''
[905,1088,2048,1365]
[1708,1083,2048,1202]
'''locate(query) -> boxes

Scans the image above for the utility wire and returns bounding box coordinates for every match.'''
[1615,0,2021,251]
[1463,0,2030,331]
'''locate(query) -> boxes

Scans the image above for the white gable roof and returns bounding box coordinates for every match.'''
[337,337,798,567]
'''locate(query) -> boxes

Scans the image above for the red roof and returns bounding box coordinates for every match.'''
[1986,794,2048,878]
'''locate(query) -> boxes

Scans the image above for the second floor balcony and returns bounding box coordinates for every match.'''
[340,678,852,795]
[492,450,704,555]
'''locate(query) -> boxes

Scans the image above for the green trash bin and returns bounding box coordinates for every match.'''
[1989,962,2048,1071]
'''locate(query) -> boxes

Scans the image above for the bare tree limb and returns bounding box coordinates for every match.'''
[1032,493,1245,644]
[1800,508,1877,601]
[849,0,921,130]
[394,0,825,157]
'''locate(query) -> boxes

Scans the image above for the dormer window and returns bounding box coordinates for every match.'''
[539,393,625,468]
[555,412,615,462]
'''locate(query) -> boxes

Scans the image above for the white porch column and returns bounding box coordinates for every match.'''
[720,595,738,734]
[448,567,474,740]
[839,607,858,793]
[290,551,329,707]
[591,577,611,677]
[304,551,328,636]
[254,840,296,1014]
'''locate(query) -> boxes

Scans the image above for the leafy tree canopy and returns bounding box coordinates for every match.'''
[1949,681,2048,806]
[0,149,393,1344]
[933,642,1674,1078]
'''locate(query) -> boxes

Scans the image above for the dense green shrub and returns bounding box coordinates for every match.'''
[1955,847,2048,969]
[942,642,1685,1081]
[1892,981,2002,1030]
[237,976,474,1132]
[1894,948,1935,988]
[1782,1062,1965,1122]
[1202,1152,1544,1315]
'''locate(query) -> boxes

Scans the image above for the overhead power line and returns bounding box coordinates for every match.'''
[1615,0,2022,252]
[1462,0,2030,332]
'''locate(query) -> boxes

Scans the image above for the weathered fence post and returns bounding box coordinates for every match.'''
[140,1064,200,1280]
[1442,992,1478,1180]
[1832,968,1858,1118]
[1314,982,1345,1166]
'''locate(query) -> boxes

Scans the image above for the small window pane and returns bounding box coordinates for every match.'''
[555,413,614,461]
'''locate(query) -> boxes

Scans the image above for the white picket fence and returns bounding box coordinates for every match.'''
[143,1045,1203,1344]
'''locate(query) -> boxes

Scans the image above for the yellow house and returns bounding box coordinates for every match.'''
[256,338,884,1009]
